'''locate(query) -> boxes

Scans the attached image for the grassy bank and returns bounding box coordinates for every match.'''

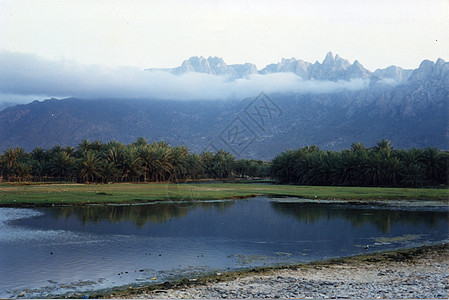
[0,182,448,206]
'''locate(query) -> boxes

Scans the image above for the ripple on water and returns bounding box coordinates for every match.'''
[0,208,69,243]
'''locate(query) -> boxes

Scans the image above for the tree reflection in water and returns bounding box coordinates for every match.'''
[50,200,235,227]
[48,199,448,234]
[271,202,448,233]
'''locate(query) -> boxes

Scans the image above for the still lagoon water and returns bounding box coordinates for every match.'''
[0,197,448,298]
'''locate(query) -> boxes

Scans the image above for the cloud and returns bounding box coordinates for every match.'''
[0,50,370,102]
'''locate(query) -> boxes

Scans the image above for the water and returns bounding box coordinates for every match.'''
[0,197,447,298]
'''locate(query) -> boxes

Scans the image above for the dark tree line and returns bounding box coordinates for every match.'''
[0,138,270,183]
[1,138,447,188]
[271,140,448,187]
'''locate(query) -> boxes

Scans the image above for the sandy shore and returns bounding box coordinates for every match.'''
[108,244,448,299]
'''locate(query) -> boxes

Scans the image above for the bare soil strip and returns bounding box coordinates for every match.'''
[100,243,448,299]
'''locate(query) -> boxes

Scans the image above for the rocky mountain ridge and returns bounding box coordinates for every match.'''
[146,52,415,83]
[1,56,448,158]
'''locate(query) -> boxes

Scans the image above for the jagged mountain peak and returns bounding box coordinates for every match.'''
[323,51,335,64]
[409,57,449,85]
[435,58,446,66]
[320,52,348,65]
[262,52,366,80]
[352,60,362,67]
[176,56,225,75]
[280,57,297,64]
[173,56,258,77]
[374,65,413,82]
[146,54,447,83]
[346,60,372,79]
[418,59,435,70]
[207,56,226,66]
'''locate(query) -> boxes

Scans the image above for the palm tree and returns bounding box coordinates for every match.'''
[78,139,91,153]
[372,139,393,158]
[271,150,296,183]
[300,145,319,153]
[120,148,144,181]
[384,157,403,186]
[30,159,47,181]
[200,151,215,179]
[31,147,47,161]
[212,150,235,178]
[76,139,103,157]
[136,144,172,182]
[100,160,120,183]
[185,153,204,179]
[319,151,342,186]
[362,154,386,186]
[341,150,364,186]
[80,151,103,182]
[350,142,366,152]
[301,151,325,185]
[401,163,425,187]
[1,148,27,180]
[133,137,148,147]
[398,147,422,164]
[147,145,173,182]
[420,147,441,183]
[49,145,64,155]
[3,147,25,169]
[105,140,125,150]
[49,151,76,179]
[234,159,250,178]
[137,146,152,182]
[15,162,32,182]
[107,146,125,168]
[170,146,189,181]
[63,146,75,156]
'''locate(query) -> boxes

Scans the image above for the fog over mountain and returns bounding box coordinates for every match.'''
[1,51,404,104]
[0,51,447,157]
[163,52,377,82]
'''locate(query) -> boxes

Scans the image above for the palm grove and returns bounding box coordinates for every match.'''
[0,138,447,188]
[0,138,270,183]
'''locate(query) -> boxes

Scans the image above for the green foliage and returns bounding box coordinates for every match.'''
[0,137,268,183]
[1,138,447,188]
[79,151,103,182]
[272,140,449,187]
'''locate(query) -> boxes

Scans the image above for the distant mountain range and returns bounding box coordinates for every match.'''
[146,52,412,82]
[1,53,448,158]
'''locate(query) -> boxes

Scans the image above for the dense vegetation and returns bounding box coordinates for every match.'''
[0,138,447,188]
[0,138,270,183]
[272,140,448,187]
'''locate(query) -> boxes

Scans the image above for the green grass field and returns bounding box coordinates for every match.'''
[0,182,448,206]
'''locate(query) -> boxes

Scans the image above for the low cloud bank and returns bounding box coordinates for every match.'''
[0,51,371,102]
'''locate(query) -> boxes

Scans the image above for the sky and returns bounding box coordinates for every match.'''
[0,0,448,103]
